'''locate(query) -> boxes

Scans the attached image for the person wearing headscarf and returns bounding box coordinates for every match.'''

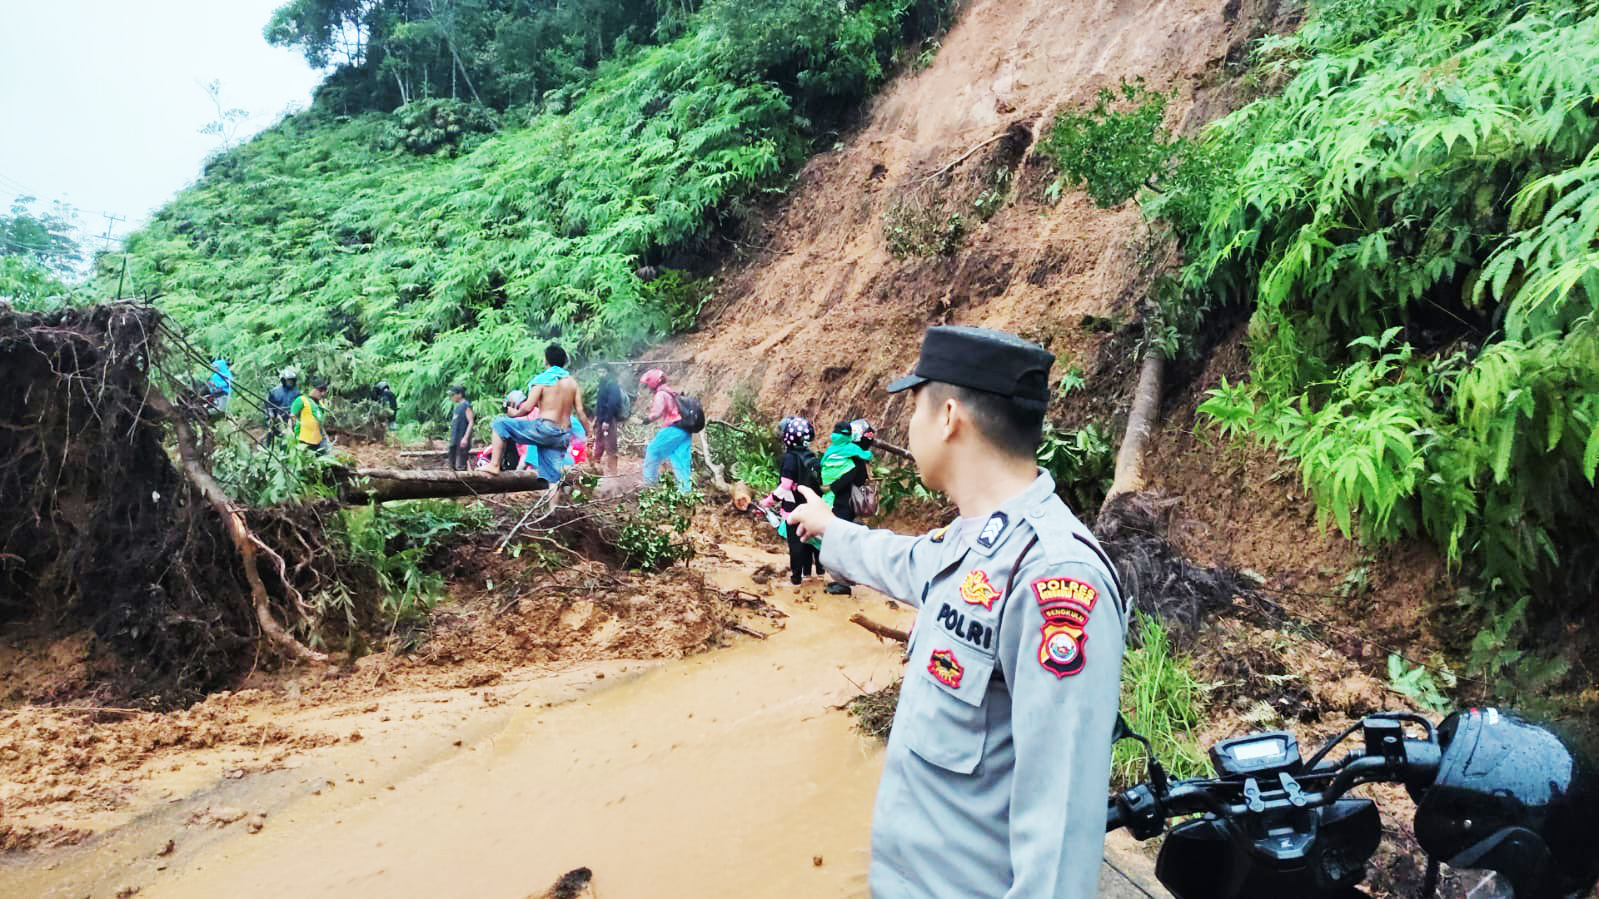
[639,369,692,493]
[760,416,824,586]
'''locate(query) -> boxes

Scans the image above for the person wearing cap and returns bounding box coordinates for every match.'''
[786,325,1128,899]
[447,385,474,471]
[265,367,300,443]
[638,369,692,494]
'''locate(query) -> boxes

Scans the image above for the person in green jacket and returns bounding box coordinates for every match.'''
[821,419,875,595]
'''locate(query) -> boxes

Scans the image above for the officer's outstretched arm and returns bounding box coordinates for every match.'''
[815,518,929,608]
[996,559,1126,898]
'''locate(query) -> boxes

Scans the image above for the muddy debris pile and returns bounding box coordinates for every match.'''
[0,304,273,705]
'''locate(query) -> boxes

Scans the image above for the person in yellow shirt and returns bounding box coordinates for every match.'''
[289,380,331,454]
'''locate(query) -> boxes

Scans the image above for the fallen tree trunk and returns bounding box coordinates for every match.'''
[698,429,732,493]
[1104,345,1164,508]
[872,439,913,461]
[156,396,327,665]
[850,613,909,643]
[340,468,550,504]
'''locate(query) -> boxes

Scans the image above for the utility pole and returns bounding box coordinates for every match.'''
[99,212,125,252]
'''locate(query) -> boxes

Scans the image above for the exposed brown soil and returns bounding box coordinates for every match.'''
[0,495,780,855]
[665,0,1294,448]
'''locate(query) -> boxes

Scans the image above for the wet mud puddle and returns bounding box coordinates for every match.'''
[1,542,912,899]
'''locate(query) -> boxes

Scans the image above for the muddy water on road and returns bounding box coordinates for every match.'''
[6,544,913,899]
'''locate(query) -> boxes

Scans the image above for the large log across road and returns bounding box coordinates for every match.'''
[339,468,550,504]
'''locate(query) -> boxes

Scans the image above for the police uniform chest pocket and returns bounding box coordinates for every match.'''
[899,641,996,775]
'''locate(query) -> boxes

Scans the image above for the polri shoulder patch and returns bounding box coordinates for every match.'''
[1031,575,1097,679]
[976,512,1008,549]
[928,649,964,689]
[959,570,1001,610]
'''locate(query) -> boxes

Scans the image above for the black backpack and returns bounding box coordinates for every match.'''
[673,394,706,433]
[790,448,822,493]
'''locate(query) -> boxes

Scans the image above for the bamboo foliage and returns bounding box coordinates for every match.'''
[1176,0,1599,601]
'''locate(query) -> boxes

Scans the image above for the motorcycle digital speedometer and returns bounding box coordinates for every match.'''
[1210,731,1301,777]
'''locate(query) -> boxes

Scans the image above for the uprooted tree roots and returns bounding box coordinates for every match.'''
[0,305,327,706]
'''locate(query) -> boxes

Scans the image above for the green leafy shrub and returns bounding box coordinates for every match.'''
[0,257,74,312]
[706,393,782,495]
[1037,424,1115,513]
[331,500,491,627]
[1147,0,1599,611]
[389,98,498,155]
[1039,80,1179,209]
[617,486,699,569]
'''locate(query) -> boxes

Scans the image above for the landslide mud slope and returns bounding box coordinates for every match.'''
[671,0,1276,438]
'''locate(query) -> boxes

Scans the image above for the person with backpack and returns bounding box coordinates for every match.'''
[639,369,699,494]
[820,419,876,595]
[760,416,824,586]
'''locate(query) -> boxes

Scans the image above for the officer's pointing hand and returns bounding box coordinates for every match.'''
[786,486,835,541]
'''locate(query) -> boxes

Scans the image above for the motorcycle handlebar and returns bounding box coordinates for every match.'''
[1106,734,1443,835]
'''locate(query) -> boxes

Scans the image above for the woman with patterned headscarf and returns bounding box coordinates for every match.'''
[639,369,692,493]
[760,416,823,586]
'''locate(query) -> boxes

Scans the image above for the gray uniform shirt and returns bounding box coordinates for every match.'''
[821,471,1127,898]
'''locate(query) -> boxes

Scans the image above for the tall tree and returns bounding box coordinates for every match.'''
[0,197,83,276]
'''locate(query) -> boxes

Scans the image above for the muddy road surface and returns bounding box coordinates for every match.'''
[2,539,1158,898]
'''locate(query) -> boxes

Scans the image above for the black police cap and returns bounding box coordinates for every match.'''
[886,326,1054,403]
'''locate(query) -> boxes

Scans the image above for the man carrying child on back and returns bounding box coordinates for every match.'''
[487,344,594,485]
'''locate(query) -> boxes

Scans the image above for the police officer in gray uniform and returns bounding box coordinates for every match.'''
[788,325,1127,898]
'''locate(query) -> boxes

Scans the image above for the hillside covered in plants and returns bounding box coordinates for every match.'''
[10,0,1590,711]
[73,0,955,417]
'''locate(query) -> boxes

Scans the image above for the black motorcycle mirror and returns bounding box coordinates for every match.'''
[1112,712,1170,797]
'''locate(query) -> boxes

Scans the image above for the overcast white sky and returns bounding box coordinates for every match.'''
[0,0,325,255]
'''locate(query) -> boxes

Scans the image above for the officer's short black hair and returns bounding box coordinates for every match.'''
[546,344,568,367]
[924,382,1045,461]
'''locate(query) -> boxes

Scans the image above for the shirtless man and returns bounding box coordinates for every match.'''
[488,344,594,483]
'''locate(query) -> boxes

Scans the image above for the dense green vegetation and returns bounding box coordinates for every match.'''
[1047,0,1599,679]
[102,0,954,421]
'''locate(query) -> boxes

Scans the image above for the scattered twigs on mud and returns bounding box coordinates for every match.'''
[918,130,1021,184]
[848,680,901,740]
[496,486,563,551]
[155,394,327,665]
[726,622,770,640]
[850,613,909,643]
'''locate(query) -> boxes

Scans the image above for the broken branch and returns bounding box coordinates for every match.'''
[849,613,908,643]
